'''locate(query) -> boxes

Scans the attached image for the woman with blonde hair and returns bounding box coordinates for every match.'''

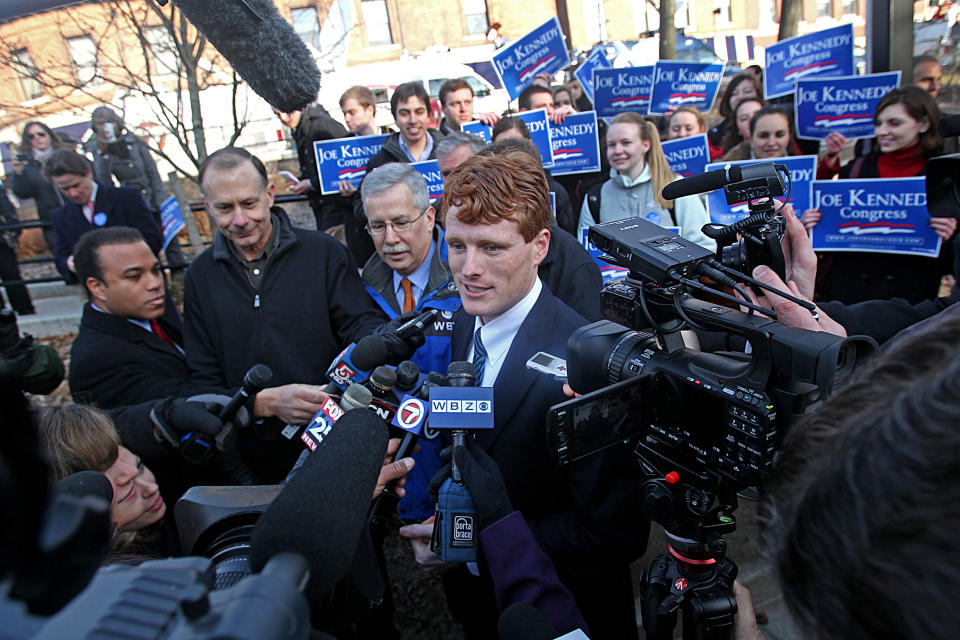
[37,405,175,557]
[578,111,714,249]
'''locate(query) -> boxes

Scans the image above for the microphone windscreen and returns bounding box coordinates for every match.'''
[662,167,734,201]
[352,335,388,370]
[341,383,373,411]
[249,408,389,590]
[243,363,273,391]
[497,602,559,640]
[447,360,476,387]
[939,114,960,138]
[53,471,113,505]
[172,0,321,113]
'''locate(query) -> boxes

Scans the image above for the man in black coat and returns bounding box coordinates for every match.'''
[184,147,388,483]
[399,154,646,640]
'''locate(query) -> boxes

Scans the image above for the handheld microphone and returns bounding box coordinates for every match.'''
[339,383,373,413]
[249,409,389,594]
[218,363,273,423]
[171,0,321,113]
[395,308,441,340]
[430,361,495,563]
[324,335,388,393]
[395,360,421,394]
[177,364,272,466]
[497,602,560,640]
[367,365,399,421]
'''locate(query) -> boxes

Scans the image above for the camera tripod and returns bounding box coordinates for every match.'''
[636,445,742,640]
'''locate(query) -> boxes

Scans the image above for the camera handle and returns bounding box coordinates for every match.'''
[639,530,739,640]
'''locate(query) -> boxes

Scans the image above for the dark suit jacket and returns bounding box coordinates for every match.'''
[451,286,646,570]
[50,182,164,283]
[70,303,214,410]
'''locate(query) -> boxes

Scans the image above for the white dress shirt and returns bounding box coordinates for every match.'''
[468,278,542,387]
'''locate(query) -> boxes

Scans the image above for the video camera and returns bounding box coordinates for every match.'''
[550,165,876,638]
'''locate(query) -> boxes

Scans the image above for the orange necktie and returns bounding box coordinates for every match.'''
[400,277,415,313]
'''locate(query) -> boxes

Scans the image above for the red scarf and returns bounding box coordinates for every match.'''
[876,142,925,178]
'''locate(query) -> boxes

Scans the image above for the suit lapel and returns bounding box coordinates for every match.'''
[451,308,473,362]
[83,305,184,360]
[477,290,553,450]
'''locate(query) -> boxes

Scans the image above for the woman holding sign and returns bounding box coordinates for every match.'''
[801,87,957,304]
[709,73,762,153]
[665,107,723,161]
[723,104,800,161]
[577,112,714,250]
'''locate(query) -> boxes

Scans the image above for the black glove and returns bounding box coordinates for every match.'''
[426,440,514,530]
[373,311,427,365]
[150,395,224,448]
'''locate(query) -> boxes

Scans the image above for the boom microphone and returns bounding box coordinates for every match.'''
[171,0,321,113]
[249,409,389,592]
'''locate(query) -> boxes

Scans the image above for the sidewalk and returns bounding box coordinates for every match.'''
[17,281,84,338]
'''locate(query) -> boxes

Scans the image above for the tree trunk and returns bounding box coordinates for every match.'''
[179,11,208,163]
[778,0,802,40]
[659,0,676,60]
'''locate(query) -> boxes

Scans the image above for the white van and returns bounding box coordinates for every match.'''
[319,60,509,130]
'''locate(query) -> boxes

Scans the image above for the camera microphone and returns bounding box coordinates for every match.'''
[250,409,389,594]
[661,162,784,201]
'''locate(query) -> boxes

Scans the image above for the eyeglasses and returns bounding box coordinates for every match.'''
[366,207,429,236]
[26,130,48,140]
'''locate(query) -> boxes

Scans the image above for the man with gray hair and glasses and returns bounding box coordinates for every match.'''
[360,162,461,521]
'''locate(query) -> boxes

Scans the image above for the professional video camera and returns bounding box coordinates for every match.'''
[550,166,876,639]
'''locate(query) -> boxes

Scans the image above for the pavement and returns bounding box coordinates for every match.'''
[18,281,85,338]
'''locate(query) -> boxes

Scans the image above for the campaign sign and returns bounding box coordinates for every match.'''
[492,17,571,100]
[764,23,855,99]
[428,387,495,430]
[661,134,710,178]
[575,46,612,106]
[795,72,900,140]
[549,111,601,176]
[593,66,653,118]
[314,133,388,194]
[159,195,185,251]
[462,120,492,143]
[648,61,725,115]
[580,228,630,283]
[392,395,428,435]
[515,108,556,168]
[410,160,444,200]
[810,178,941,258]
[705,155,816,225]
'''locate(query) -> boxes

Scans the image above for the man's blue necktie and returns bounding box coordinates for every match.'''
[472,327,487,384]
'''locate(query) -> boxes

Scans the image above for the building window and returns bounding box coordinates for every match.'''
[145,25,179,75]
[66,35,99,85]
[361,0,393,46]
[842,0,858,15]
[817,0,834,18]
[291,7,321,49]
[714,0,732,24]
[462,0,488,36]
[12,49,42,100]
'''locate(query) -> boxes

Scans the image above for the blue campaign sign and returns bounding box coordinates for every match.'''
[574,46,612,106]
[705,155,816,225]
[549,111,601,176]
[159,195,185,251]
[515,109,556,168]
[429,387,495,430]
[314,133,388,194]
[764,23,855,99]
[580,229,629,283]
[462,120,492,143]
[492,17,571,100]
[661,134,710,178]
[592,66,653,118]
[648,61,725,115]
[795,72,901,140]
[410,160,444,200]
[810,178,941,258]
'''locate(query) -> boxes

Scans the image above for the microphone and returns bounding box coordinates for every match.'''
[52,470,113,505]
[325,335,388,393]
[219,363,273,423]
[249,408,389,594]
[395,360,421,394]
[339,383,373,413]
[939,114,960,138]
[171,0,321,113]
[497,602,560,640]
[661,162,782,200]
